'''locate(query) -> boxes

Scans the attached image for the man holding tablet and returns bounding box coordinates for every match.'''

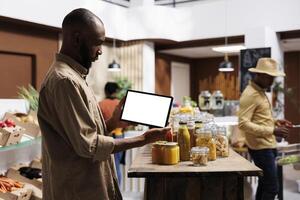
[38,8,170,200]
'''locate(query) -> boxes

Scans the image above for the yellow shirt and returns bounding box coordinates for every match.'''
[238,81,276,150]
[38,53,122,200]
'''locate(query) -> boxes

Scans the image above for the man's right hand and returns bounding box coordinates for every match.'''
[274,127,289,138]
[142,127,171,144]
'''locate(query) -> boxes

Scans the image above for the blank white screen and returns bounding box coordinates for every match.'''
[121,91,172,127]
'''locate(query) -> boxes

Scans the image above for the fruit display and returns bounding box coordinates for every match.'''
[277,155,300,166]
[14,113,38,125]
[0,119,16,128]
[19,167,42,180]
[0,176,24,193]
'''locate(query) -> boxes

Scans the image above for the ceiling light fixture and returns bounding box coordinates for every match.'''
[212,45,246,53]
[219,54,234,72]
[218,0,234,73]
[108,38,121,72]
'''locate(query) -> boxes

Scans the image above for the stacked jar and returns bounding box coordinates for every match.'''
[187,120,196,148]
[215,126,229,157]
[195,126,217,161]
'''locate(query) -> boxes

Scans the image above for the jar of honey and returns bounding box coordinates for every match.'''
[163,142,180,165]
[152,141,179,165]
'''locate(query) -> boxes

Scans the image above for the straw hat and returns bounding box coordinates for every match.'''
[248,58,285,77]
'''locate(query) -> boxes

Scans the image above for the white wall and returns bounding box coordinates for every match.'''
[1,0,300,41]
[171,62,190,105]
[142,42,155,93]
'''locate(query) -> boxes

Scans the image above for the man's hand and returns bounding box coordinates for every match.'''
[141,127,171,144]
[275,119,293,128]
[112,127,171,153]
[274,127,289,138]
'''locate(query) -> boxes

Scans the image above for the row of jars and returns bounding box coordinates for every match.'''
[152,121,229,166]
[176,121,229,161]
[199,90,224,110]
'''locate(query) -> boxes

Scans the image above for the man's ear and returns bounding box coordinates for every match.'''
[72,32,81,47]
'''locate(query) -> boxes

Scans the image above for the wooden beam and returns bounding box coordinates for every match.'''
[155,35,244,51]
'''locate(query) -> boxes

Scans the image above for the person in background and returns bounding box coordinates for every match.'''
[99,82,124,185]
[38,8,170,200]
[238,58,293,200]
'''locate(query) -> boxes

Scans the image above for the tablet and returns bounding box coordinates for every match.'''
[120,90,173,128]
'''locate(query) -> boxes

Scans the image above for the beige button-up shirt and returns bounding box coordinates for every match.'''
[238,81,276,150]
[38,53,122,200]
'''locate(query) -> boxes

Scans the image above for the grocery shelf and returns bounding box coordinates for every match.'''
[0,136,41,173]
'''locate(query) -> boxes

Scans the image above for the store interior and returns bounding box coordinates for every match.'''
[0,0,300,199]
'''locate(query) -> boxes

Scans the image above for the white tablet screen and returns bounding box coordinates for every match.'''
[121,90,173,127]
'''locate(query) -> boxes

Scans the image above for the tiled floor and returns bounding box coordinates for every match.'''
[245,164,300,200]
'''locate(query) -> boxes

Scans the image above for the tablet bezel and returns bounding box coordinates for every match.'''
[120,90,173,128]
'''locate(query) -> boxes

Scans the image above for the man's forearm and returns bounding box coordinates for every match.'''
[112,135,146,153]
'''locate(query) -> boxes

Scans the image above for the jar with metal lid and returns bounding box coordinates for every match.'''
[187,120,196,148]
[195,126,217,161]
[152,141,180,165]
[211,90,224,110]
[190,147,209,166]
[152,141,166,164]
[163,142,180,165]
[198,90,211,111]
[177,121,191,161]
[215,126,229,157]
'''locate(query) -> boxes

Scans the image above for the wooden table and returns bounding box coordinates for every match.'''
[128,146,262,200]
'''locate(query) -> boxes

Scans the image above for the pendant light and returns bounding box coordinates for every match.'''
[108,38,121,72]
[218,0,234,72]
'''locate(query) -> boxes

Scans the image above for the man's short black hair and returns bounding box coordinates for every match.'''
[62,8,102,29]
[105,82,119,97]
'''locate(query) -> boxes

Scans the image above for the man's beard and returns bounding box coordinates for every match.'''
[79,43,92,69]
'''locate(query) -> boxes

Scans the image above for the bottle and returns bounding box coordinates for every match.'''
[177,121,191,161]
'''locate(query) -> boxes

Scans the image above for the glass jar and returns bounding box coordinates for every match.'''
[152,141,166,164]
[179,98,193,115]
[198,91,211,111]
[177,121,191,161]
[163,142,180,165]
[215,126,229,157]
[187,120,196,148]
[211,90,224,110]
[195,127,217,161]
[190,147,209,166]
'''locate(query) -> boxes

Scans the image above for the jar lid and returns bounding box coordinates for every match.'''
[164,142,178,147]
[153,141,167,147]
[191,147,209,153]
